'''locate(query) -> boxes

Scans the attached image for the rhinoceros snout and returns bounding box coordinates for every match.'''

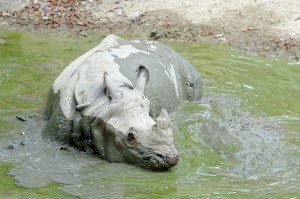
[166,154,179,166]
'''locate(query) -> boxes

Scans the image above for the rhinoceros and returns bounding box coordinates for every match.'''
[42,34,202,170]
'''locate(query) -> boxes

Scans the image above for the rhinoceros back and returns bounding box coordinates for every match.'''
[42,34,202,143]
[109,38,202,117]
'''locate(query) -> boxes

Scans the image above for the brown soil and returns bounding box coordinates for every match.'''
[1,0,299,60]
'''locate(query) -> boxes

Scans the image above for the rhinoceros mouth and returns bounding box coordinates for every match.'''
[123,147,178,171]
[141,152,178,171]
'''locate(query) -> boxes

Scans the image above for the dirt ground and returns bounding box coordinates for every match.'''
[1,0,300,60]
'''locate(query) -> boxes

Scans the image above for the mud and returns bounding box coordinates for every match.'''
[0,0,299,60]
[1,93,298,198]
[172,92,300,183]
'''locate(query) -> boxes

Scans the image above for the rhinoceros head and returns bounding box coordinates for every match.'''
[91,69,178,170]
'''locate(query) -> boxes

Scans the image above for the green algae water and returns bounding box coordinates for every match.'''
[0,31,299,198]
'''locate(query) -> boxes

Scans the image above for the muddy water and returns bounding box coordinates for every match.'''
[0,31,299,198]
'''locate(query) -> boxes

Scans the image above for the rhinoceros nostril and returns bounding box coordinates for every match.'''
[166,154,179,166]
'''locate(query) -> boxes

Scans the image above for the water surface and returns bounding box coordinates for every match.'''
[0,31,299,198]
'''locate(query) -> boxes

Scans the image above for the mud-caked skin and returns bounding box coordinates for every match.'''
[42,34,202,170]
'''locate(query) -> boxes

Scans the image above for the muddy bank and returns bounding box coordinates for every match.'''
[0,0,299,60]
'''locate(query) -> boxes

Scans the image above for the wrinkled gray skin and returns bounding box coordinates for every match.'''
[42,34,202,171]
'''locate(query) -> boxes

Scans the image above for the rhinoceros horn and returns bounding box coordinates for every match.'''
[152,109,174,146]
[156,109,171,130]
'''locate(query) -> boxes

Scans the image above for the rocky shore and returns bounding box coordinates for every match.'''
[1,0,299,60]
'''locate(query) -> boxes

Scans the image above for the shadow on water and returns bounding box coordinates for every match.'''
[0,31,299,198]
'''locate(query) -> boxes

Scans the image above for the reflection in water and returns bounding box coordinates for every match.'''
[0,32,300,198]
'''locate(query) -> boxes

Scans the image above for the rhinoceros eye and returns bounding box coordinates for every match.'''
[127,133,135,141]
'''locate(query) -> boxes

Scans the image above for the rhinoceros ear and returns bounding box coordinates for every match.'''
[135,66,149,94]
[104,72,123,102]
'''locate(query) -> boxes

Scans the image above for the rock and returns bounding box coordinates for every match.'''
[150,28,161,39]
[214,34,224,38]
[1,11,10,17]
[212,34,227,42]
[127,11,141,21]
[42,16,49,21]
